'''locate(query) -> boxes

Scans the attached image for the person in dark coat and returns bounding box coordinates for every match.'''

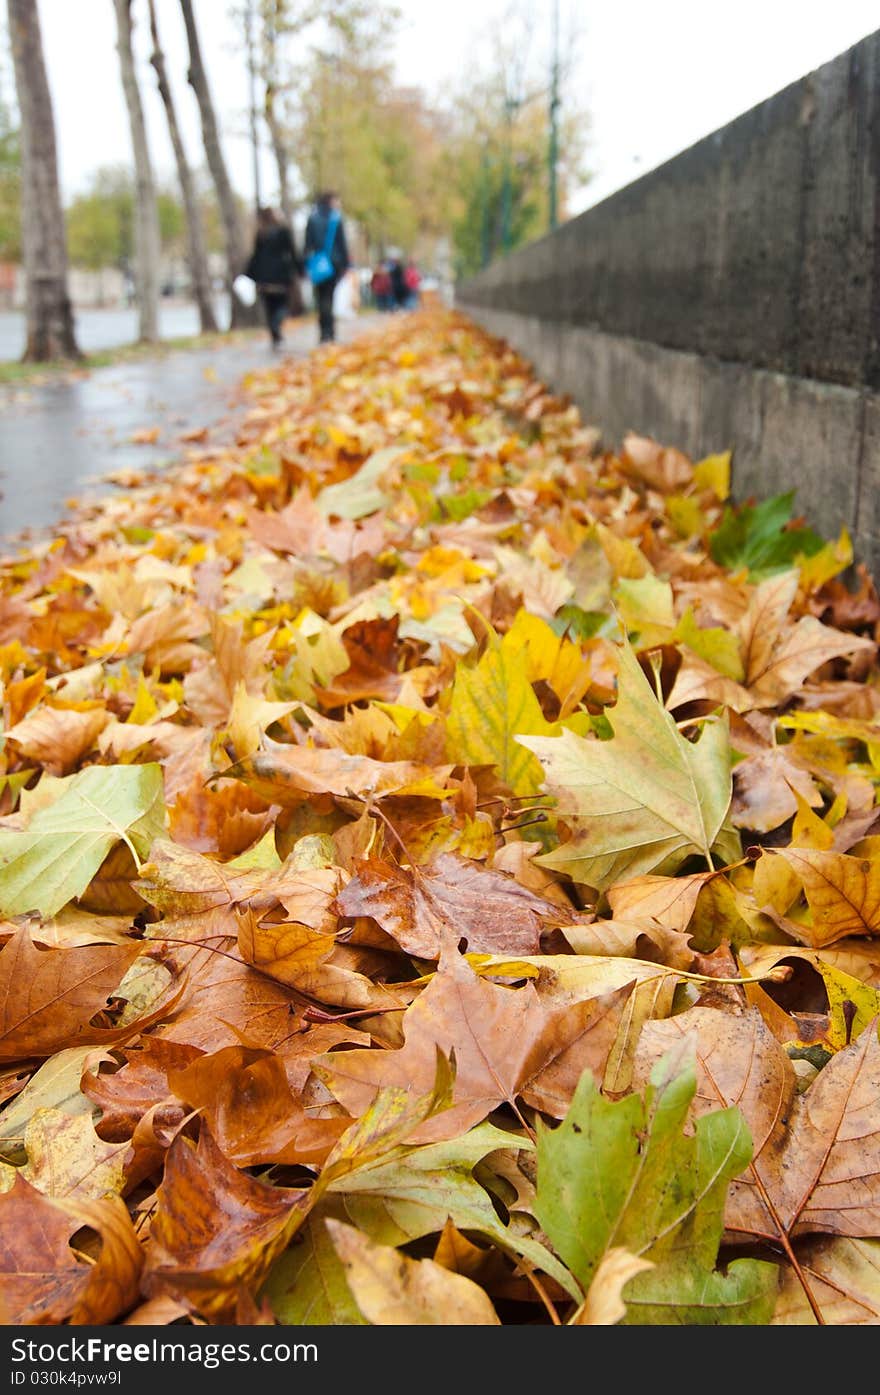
[245,207,299,348]
[303,191,351,343]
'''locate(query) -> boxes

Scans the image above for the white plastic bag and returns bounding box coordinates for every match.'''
[333,271,356,320]
[232,274,257,307]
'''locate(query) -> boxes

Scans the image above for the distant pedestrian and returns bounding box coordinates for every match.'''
[387,253,407,311]
[244,206,298,350]
[371,262,392,311]
[304,191,351,344]
[403,259,421,309]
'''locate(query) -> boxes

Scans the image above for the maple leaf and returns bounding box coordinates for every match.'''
[143,1126,305,1321]
[534,1043,779,1323]
[520,640,733,890]
[334,851,573,957]
[4,705,110,776]
[0,763,165,919]
[326,1218,500,1324]
[773,1238,880,1324]
[634,1008,880,1258]
[446,633,556,796]
[167,1044,346,1167]
[227,742,453,807]
[0,1176,141,1324]
[313,946,633,1140]
[772,846,880,946]
[0,931,144,1063]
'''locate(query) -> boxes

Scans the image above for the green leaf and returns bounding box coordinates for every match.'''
[327,1121,580,1301]
[674,607,745,681]
[708,491,825,579]
[0,764,165,918]
[518,639,732,889]
[534,1046,779,1324]
[261,1212,368,1325]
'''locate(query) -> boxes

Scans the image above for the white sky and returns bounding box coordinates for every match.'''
[13,0,880,216]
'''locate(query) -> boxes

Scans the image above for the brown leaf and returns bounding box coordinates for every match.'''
[150,918,304,1054]
[314,945,624,1139]
[228,742,453,808]
[182,615,275,727]
[0,931,143,1063]
[335,851,570,957]
[5,706,109,776]
[619,433,694,493]
[634,1007,880,1243]
[143,1126,305,1320]
[317,616,404,708]
[773,1237,880,1324]
[167,1044,345,1167]
[84,1039,203,1142]
[0,1176,141,1324]
[774,847,880,946]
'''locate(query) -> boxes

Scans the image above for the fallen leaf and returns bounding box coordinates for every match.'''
[520,639,732,889]
[326,1218,501,1324]
[143,1126,305,1320]
[0,931,143,1063]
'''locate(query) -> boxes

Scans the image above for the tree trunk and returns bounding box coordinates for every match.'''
[7,0,80,361]
[263,1,302,316]
[113,0,161,343]
[179,0,258,329]
[147,0,217,334]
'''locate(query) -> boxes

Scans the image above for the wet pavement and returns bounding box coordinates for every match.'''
[0,313,376,548]
[0,300,229,361]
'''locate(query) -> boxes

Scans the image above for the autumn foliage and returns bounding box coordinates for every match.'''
[2,308,880,1325]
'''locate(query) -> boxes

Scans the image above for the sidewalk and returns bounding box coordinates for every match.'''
[0,313,380,546]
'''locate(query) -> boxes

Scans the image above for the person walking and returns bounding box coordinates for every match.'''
[244,207,299,349]
[304,191,350,344]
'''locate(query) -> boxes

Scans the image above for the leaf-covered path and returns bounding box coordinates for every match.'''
[2,307,880,1326]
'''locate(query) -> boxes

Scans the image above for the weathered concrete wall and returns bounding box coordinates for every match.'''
[456,32,880,577]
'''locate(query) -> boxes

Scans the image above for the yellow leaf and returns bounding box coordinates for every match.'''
[776,847,880,945]
[797,529,853,594]
[614,576,676,650]
[665,495,704,539]
[572,1248,654,1325]
[790,789,835,850]
[520,639,733,890]
[227,683,298,760]
[693,450,731,500]
[325,1218,500,1325]
[503,611,585,702]
[446,637,556,796]
[595,523,651,579]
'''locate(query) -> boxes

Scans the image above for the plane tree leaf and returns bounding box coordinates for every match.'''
[0,931,144,1063]
[334,851,575,958]
[519,640,733,890]
[0,763,166,919]
[534,1044,779,1323]
[325,1218,501,1324]
[446,634,557,796]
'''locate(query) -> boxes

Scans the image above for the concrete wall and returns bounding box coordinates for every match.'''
[456,31,880,578]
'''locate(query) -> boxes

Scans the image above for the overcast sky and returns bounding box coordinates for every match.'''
[12,0,880,216]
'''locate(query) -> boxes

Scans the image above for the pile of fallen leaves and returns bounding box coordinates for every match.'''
[2,307,880,1327]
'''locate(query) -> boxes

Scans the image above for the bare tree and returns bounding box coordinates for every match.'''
[179,0,257,328]
[7,0,79,360]
[147,0,217,333]
[261,0,302,313]
[113,0,161,343]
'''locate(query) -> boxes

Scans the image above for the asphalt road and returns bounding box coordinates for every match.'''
[0,313,374,548]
